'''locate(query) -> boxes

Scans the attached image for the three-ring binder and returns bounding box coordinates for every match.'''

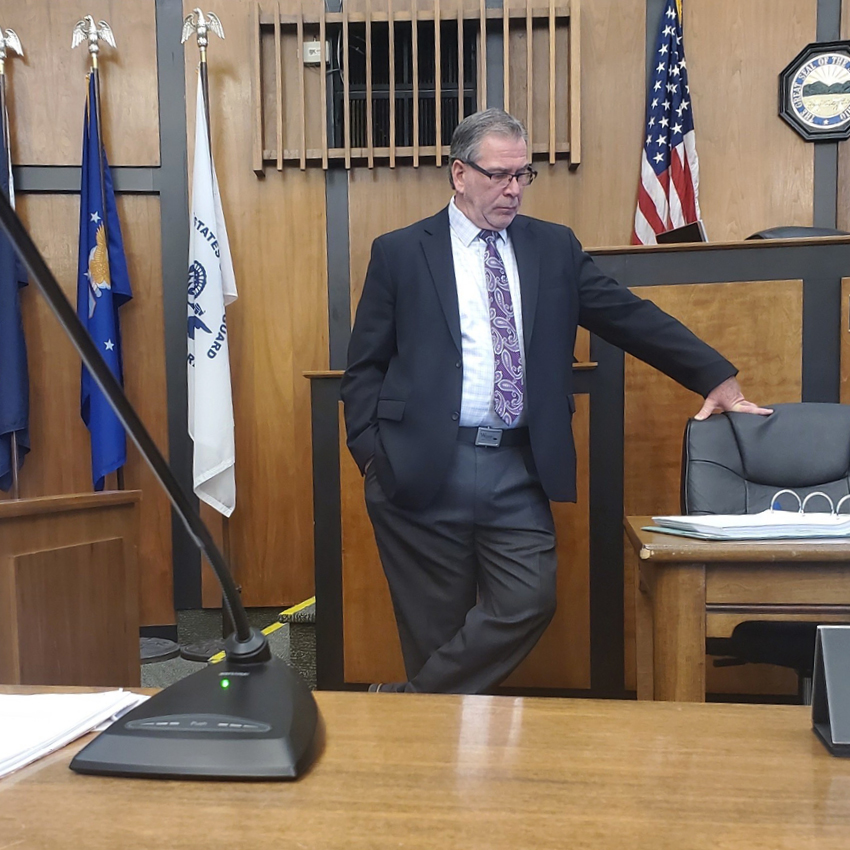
[650,490,850,540]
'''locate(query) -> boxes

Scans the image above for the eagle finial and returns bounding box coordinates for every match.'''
[0,28,23,62]
[72,15,116,55]
[182,8,225,49]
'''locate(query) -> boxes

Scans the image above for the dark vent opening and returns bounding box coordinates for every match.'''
[330,20,478,151]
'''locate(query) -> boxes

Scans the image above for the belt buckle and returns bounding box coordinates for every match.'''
[475,427,502,447]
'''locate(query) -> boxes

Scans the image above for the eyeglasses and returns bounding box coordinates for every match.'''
[462,160,538,188]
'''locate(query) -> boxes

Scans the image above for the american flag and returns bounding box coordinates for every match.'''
[632,0,701,244]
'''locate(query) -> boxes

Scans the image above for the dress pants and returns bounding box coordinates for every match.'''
[364,440,557,694]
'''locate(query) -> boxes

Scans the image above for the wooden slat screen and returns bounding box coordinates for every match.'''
[275,1,284,171]
[253,0,579,170]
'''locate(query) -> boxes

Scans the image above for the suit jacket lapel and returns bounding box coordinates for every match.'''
[422,207,462,354]
[509,216,540,353]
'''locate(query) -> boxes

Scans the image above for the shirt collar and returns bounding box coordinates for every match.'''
[449,198,508,248]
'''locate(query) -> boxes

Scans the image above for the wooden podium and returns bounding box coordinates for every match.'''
[0,491,141,687]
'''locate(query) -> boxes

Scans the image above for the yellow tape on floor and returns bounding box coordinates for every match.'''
[208,597,315,664]
[280,596,316,617]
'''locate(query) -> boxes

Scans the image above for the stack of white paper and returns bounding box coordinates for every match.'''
[0,690,148,778]
[650,510,850,540]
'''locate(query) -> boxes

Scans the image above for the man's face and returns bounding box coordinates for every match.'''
[452,134,530,231]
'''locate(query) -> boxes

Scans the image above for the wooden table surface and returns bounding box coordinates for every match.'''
[2,689,850,848]
[625,516,850,561]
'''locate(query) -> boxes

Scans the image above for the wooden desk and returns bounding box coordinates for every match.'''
[625,516,850,701]
[2,688,850,849]
[0,492,141,687]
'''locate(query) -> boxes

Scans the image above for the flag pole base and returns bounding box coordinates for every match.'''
[179,638,225,662]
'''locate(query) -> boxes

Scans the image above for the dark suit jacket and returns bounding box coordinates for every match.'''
[341,207,737,509]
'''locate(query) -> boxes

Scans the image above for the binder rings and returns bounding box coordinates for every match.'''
[649,489,850,540]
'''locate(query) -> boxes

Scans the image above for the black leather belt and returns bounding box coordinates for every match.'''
[457,426,529,447]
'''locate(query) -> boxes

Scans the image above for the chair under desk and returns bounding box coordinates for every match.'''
[625,516,850,701]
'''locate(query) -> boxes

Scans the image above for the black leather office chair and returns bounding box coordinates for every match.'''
[681,403,850,703]
[746,226,850,239]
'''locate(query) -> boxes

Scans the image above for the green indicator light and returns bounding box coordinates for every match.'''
[220,678,230,689]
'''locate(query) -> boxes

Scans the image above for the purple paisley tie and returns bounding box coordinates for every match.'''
[480,230,524,425]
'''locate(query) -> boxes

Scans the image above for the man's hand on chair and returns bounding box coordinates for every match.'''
[693,376,774,421]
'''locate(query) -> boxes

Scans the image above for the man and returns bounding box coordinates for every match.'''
[341,109,770,695]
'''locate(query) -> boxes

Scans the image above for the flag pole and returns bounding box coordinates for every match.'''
[0,51,16,500]
[0,27,23,499]
[199,41,212,153]
[180,9,237,652]
[91,63,124,491]
[182,9,223,153]
[91,26,124,490]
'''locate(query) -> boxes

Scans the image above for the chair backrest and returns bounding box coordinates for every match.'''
[681,403,850,515]
[746,226,849,239]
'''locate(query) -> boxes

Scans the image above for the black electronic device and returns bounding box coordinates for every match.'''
[812,625,850,757]
[655,219,708,244]
[70,654,321,779]
[0,179,322,781]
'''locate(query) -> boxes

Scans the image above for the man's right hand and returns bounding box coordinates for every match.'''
[693,376,773,421]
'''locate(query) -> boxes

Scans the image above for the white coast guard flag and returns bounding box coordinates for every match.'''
[187,71,237,516]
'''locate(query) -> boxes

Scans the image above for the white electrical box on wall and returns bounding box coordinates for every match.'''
[303,40,324,65]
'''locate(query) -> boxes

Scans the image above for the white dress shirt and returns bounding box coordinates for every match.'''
[448,198,527,428]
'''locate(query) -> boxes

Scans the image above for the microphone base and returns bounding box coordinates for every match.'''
[70,656,322,780]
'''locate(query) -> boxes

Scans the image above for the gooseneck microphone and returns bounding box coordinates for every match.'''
[0,187,321,779]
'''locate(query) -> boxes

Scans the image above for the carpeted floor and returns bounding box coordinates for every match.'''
[141,604,316,690]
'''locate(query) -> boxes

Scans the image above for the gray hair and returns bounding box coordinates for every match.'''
[448,109,528,188]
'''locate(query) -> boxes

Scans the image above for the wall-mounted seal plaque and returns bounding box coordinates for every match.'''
[780,40,850,141]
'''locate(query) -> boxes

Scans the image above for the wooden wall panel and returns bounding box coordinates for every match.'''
[349,165,454,311]
[622,279,803,694]
[0,0,160,166]
[686,0,815,241]
[519,0,644,248]
[11,196,91,498]
[7,195,174,627]
[117,197,173,627]
[187,0,328,607]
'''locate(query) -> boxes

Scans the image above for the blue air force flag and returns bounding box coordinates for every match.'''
[76,72,132,491]
[188,70,237,516]
[0,110,30,491]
